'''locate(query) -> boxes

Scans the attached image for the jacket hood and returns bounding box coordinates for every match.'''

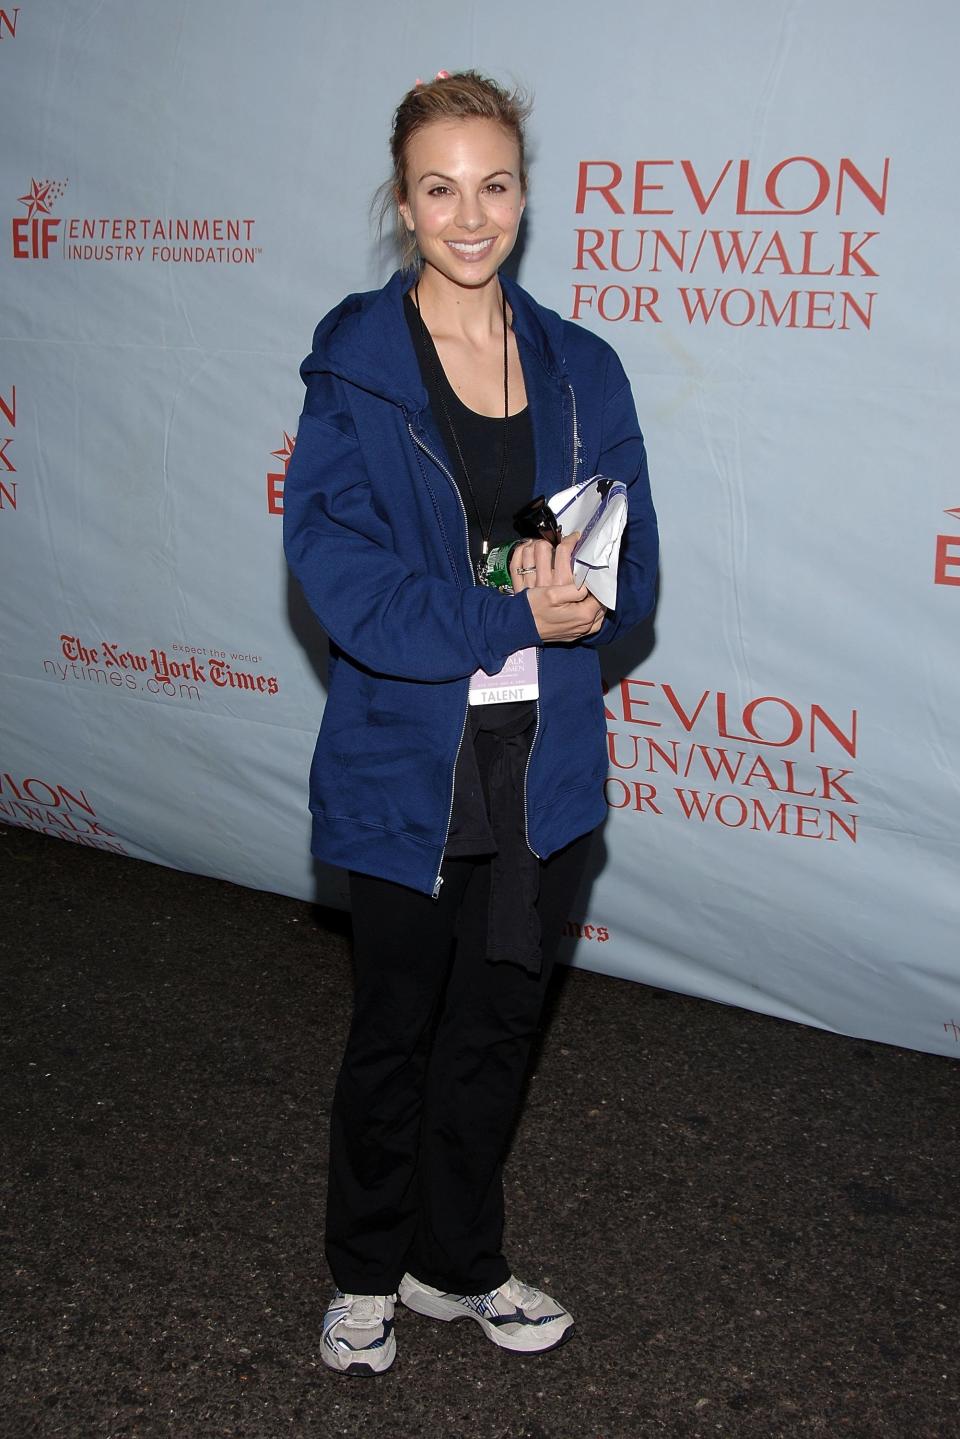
[302,270,570,412]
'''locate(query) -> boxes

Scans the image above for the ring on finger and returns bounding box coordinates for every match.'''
[518,565,537,574]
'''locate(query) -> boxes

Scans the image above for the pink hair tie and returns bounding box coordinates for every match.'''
[414,70,451,88]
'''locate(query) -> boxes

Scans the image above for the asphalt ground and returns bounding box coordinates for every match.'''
[3,822,957,1439]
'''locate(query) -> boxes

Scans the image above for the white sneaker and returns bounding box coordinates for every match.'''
[399,1273,574,1353]
[320,1290,397,1376]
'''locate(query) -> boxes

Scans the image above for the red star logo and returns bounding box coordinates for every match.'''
[944,507,960,522]
[18,179,54,220]
[271,432,296,473]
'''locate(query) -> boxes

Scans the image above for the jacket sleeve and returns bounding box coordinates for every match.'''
[282,373,541,682]
[580,350,659,648]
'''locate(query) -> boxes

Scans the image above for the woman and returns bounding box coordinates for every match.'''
[283,71,658,1376]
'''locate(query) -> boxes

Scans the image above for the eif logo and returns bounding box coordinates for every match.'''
[267,431,295,515]
[12,179,68,259]
[934,507,960,587]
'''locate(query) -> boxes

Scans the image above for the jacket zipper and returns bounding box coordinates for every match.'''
[433,701,470,898]
[411,370,578,880]
[522,703,541,861]
[567,381,581,485]
[524,383,580,861]
[409,423,473,899]
[409,426,472,582]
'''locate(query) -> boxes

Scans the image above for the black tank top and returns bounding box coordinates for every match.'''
[403,289,538,873]
[403,290,536,574]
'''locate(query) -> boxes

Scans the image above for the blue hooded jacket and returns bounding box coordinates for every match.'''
[283,270,658,896]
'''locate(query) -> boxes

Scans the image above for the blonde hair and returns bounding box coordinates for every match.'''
[377,70,532,271]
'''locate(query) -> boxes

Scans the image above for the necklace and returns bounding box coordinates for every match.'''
[413,281,510,585]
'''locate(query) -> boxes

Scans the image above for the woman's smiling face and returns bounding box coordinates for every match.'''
[398,117,526,293]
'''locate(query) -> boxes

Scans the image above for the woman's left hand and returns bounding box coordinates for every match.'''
[510,530,607,638]
[510,531,581,591]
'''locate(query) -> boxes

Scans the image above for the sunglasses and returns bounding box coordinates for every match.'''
[512,495,562,547]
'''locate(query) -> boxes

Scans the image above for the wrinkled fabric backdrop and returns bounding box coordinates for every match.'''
[3,1,958,1056]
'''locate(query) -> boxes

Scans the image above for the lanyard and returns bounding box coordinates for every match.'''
[413,282,510,582]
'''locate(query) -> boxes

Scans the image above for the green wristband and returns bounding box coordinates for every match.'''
[479,541,519,593]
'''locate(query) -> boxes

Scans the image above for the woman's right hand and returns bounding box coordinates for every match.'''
[510,532,606,642]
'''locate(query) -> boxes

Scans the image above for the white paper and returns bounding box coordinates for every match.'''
[548,475,629,610]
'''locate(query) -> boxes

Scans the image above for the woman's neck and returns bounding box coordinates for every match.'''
[414,267,505,344]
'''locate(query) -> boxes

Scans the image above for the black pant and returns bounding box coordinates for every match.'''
[325,833,592,1296]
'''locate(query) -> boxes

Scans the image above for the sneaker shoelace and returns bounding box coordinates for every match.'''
[500,1277,543,1310]
[339,1293,390,1328]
